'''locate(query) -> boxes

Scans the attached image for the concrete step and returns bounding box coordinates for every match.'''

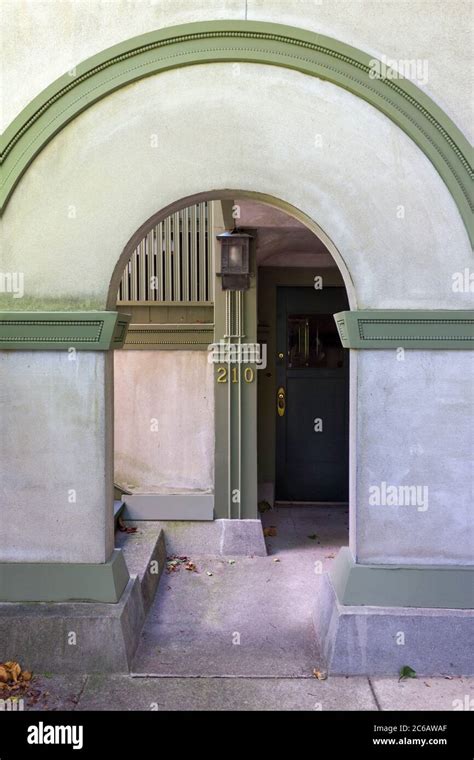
[115,521,166,613]
[0,522,167,675]
[114,500,125,530]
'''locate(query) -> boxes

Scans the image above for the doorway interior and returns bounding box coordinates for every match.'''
[227,199,351,514]
[275,285,349,503]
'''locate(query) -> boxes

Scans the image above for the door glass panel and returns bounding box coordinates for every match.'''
[287,314,344,368]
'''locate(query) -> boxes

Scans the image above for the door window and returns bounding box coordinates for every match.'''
[287,314,344,369]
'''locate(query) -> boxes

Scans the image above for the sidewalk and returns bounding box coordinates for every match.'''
[14,673,474,711]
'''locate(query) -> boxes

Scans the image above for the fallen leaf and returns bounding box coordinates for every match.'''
[424,681,431,687]
[0,662,34,694]
[5,662,21,683]
[258,501,272,513]
[206,571,213,576]
[273,558,281,562]
[263,526,277,537]
[307,534,319,540]
[325,554,335,559]
[313,669,327,680]
[117,517,138,533]
[228,559,236,565]
[166,556,194,574]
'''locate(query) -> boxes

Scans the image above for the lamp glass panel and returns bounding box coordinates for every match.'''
[228,244,243,269]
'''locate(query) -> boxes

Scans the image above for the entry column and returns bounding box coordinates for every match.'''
[0,311,131,602]
[316,309,474,675]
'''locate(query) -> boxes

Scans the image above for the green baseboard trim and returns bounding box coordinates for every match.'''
[0,549,130,603]
[0,311,131,350]
[334,310,474,348]
[330,547,474,609]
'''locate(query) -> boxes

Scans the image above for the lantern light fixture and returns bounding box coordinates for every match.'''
[216,230,253,291]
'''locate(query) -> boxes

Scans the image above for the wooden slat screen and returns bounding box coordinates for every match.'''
[118,202,213,302]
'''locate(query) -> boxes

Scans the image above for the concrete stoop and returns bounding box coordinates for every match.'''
[116,522,167,613]
[0,519,265,675]
[314,573,474,676]
[0,525,166,674]
[0,577,145,674]
[143,518,267,557]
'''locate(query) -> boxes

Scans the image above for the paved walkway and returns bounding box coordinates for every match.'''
[132,505,345,677]
[17,507,473,711]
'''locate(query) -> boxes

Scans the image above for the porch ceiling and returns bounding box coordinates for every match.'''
[235,200,334,268]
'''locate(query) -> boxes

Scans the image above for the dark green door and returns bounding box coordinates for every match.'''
[275,286,349,502]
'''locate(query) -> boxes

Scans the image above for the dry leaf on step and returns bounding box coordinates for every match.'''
[263,526,277,537]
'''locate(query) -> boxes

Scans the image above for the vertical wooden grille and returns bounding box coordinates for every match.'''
[118,202,212,302]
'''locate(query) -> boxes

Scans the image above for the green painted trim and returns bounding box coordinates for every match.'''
[123,322,214,350]
[1,21,472,244]
[0,549,130,603]
[115,303,214,329]
[334,310,474,348]
[0,311,131,349]
[331,547,474,609]
[117,301,213,307]
[213,220,258,519]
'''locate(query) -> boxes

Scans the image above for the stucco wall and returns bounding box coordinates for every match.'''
[354,350,474,566]
[0,352,114,563]
[114,350,214,492]
[2,0,472,141]
[2,63,470,311]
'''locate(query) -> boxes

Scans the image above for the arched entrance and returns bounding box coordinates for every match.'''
[1,21,472,675]
[111,190,354,525]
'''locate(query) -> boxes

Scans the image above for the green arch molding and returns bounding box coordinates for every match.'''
[1,20,473,242]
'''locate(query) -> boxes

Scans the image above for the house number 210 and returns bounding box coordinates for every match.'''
[217,366,255,383]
